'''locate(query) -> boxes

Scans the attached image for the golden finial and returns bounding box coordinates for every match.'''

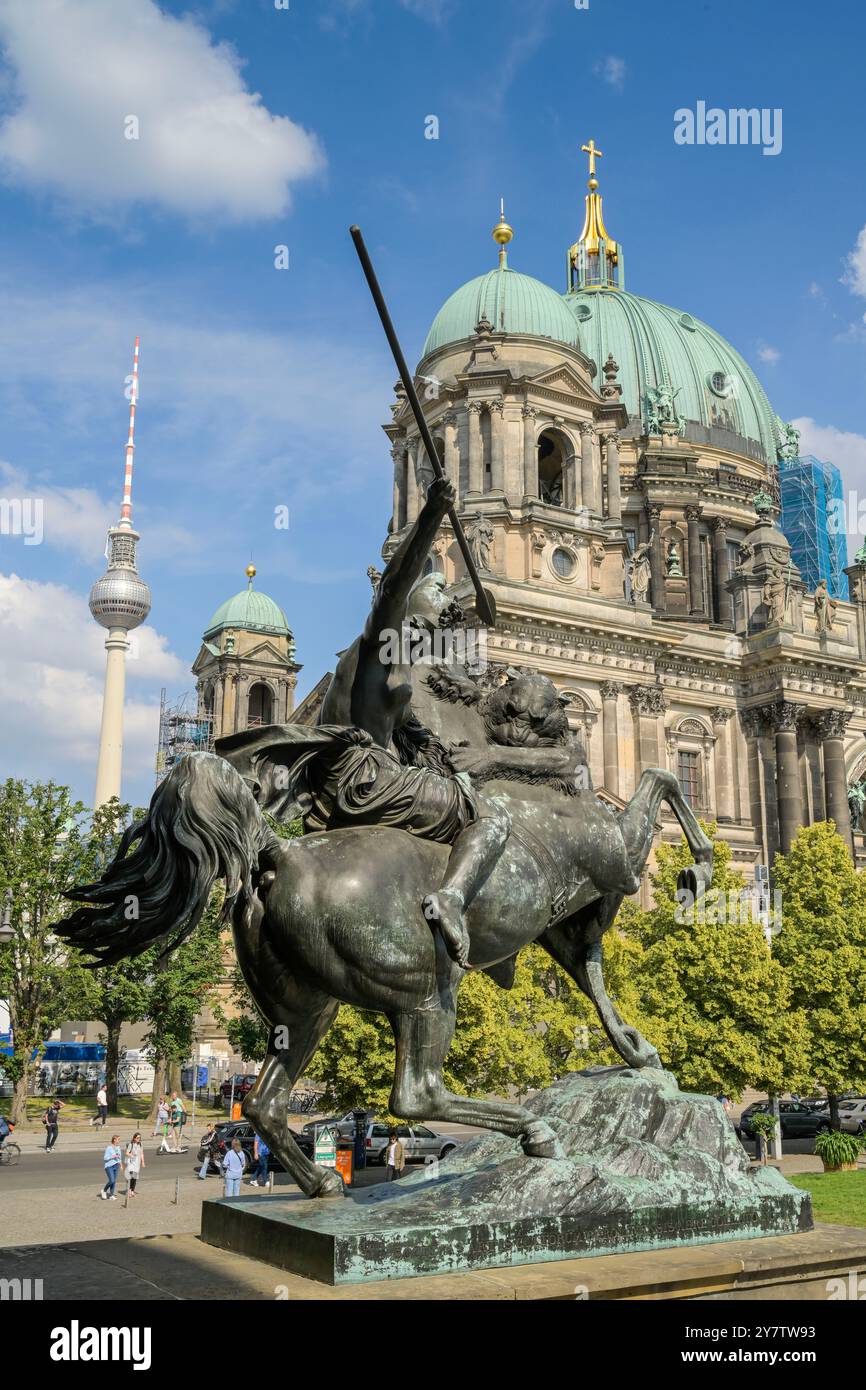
[492,197,513,267]
[245,562,257,587]
[581,138,603,190]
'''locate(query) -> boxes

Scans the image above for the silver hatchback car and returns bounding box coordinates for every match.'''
[365,1121,459,1165]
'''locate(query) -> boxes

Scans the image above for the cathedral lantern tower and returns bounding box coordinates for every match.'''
[566,139,624,293]
[192,564,301,739]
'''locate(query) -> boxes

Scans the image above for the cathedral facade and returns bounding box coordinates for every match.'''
[369,147,866,891]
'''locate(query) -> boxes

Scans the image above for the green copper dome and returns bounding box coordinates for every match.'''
[564,287,779,463]
[204,585,291,639]
[422,265,581,358]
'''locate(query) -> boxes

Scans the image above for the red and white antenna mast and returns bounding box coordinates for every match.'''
[119,335,140,530]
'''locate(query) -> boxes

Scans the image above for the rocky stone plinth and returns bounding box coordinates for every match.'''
[201,1067,812,1284]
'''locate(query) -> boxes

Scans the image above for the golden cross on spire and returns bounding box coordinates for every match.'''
[581,138,603,180]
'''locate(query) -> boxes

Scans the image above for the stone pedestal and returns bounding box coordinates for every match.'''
[201,1068,811,1286]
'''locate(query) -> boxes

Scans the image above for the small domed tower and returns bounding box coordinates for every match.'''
[192,564,301,738]
[91,337,151,807]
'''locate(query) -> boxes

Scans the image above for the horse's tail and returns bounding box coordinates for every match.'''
[56,752,267,966]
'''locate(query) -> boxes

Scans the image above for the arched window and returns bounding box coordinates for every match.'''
[247,682,273,728]
[537,430,568,507]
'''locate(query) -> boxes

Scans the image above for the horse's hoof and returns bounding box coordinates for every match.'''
[521,1119,563,1159]
[313,1170,344,1199]
[677,862,712,900]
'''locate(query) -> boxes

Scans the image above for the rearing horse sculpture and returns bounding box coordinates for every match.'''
[57,702,711,1200]
[57,479,712,1199]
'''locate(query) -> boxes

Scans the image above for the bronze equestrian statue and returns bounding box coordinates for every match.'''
[57,480,712,1202]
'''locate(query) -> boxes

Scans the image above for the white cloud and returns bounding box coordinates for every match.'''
[792,418,866,487]
[398,0,457,23]
[756,342,780,365]
[0,572,185,795]
[843,225,866,315]
[594,56,626,91]
[0,0,325,223]
[0,461,112,563]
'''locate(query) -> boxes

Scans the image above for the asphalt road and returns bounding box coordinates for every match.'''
[0,1145,408,1194]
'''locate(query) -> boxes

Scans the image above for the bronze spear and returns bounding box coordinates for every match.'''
[350,224,495,629]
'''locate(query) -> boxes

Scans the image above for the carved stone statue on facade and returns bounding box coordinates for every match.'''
[848,780,866,830]
[629,533,653,602]
[762,564,789,626]
[813,578,837,635]
[466,512,494,571]
[665,540,683,577]
[646,383,685,437]
[778,419,801,462]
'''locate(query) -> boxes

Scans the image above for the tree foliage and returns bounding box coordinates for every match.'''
[771,823,866,1105]
[615,827,810,1099]
[0,779,99,1120]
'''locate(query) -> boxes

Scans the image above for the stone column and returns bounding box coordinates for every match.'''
[405,439,420,521]
[521,405,538,497]
[603,431,622,523]
[765,700,805,855]
[443,411,459,499]
[600,681,622,797]
[467,402,484,495]
[712,517,732,627]
[579,422,599,515]
[815,709,853,854]
[391,445,406,531]
[489,400,505,492]
[647,502,664,611]
[711,707,734,821]
[685,504,704,616]
[629,683,666,772]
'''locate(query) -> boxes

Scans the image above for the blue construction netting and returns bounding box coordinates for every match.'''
[779,454,848,600]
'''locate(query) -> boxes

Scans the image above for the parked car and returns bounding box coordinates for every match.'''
[301,1109,375,1140]
[219,1074,258,1103]
[739,1101,831,1140]
[197,1119,312,1175]
[838,1100,866,1136]
[364,1121,459,1165]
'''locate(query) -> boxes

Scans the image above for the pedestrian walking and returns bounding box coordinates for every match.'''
[152,1096,168,1138]
[247,1133,269,1187]
[197,1123,217,1180]
[385,1129,405,1182]
[100,1135,122,1200]
[91,1083,108,1128]
[222,1137,247,1197]
[42,1098,63,1152]
[125,1132,145,1197]
[168,1091,185,1150]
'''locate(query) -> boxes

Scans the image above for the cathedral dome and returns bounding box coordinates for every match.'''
[563,287,779,465]
[422,265,581,358]
[203,578,291,639]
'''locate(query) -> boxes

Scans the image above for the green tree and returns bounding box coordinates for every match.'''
[0,779,94,1122]
[62,800,152,1111]
[616,827,810,1100]
[772,823,866,1127]
[142,888,226,1120]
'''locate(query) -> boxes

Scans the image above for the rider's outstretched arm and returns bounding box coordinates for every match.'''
[363,477,454,641]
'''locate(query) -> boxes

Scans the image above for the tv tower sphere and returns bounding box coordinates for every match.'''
[89,528,152,629]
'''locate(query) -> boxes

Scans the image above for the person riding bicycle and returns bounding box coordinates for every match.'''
[0,1114,13,1148]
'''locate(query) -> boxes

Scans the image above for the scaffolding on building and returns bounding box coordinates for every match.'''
[779,454,847,600]
[155,688,214,785]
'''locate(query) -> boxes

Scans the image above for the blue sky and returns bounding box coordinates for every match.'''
[0,0,864,809]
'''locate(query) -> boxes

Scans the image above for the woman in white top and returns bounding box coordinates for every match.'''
[152,1096,168,1138]
[125,1133,145,1196]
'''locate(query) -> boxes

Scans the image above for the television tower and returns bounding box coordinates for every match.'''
[89,337,152,808]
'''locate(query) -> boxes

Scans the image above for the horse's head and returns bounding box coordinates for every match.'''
[484,670,572,748]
